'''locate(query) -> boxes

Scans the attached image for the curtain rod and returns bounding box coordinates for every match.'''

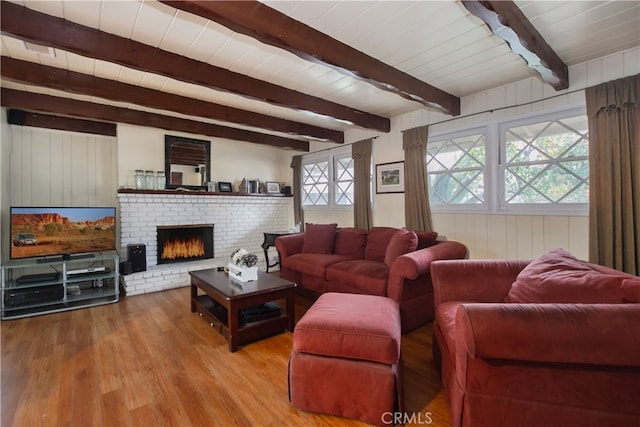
[409,87,585,130]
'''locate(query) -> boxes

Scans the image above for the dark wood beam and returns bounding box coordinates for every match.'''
[7,109,117,136]
[161,0,461,117]
[462,0,568,90]
[1,89,309,151]
[0,57,343,143]
[0,2,388,132]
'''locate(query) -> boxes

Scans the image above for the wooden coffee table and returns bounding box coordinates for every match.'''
[189,268,296,352]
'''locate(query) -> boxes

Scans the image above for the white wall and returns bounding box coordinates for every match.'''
[305,47,640,261]
[7,126,119,208]
[117,124,294,190]
[0,109,11,261]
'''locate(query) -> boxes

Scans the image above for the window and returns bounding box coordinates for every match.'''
[302,148,354,208]
[302,160,329,206]
[334,155,354,205]
[500,110,588,211]
[427,106,588,214]
[427,129,486,207]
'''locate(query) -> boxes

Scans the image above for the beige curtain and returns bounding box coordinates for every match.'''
[585,74,640,275]
[290,155,304,231]
[352,138,373,229]
[402,126,433,231]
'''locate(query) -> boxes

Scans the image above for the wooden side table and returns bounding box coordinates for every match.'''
[262,231,300,272]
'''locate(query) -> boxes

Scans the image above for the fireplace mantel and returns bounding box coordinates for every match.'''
[117,188,292,197]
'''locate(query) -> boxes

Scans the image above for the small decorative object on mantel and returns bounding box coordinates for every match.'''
[228,248,259,282]
[266,181,281,194]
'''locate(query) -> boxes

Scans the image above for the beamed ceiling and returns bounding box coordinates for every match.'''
[1,0,639,151]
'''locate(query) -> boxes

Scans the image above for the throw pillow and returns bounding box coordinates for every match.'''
[505,248,640,304]
[364,227,400,262]
[334,228,368,259]
[415,231,438,249]
[384,228,418,267]
[302,223,337,254]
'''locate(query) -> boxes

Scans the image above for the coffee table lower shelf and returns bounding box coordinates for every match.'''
[192,294,291,351]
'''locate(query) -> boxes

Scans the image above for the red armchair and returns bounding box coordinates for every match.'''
[431,253,640,427]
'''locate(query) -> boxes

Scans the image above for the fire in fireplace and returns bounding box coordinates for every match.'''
[157,224,214,264]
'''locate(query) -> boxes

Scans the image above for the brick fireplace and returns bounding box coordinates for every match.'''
[117,192,292,296]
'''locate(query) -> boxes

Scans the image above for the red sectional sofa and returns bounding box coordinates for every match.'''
[431,249,640,427]
[275,223,468,332]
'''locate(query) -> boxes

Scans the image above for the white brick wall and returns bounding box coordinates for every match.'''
[117,193,292,295]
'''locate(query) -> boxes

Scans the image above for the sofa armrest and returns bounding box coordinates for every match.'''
[387,241,467,301]
[391,241,468,281]
[432,259,531,305]
[456,303,640,367]
[275,233,305,261]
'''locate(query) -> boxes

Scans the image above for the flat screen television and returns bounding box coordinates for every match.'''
[10,207,116,261]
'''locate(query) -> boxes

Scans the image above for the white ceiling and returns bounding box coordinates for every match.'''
[1,0,639,142]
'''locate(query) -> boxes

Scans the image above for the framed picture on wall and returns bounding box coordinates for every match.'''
[376,161,404,194]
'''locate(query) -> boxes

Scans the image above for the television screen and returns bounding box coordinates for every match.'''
[10,207,116,260]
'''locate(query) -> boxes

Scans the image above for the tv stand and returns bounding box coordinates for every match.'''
[37,253,96,263]
[2,251,119,320]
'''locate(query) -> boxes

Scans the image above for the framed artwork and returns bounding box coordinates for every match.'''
[376,161,405,194]
[170,171,183,186]
[266,182,281,194]
[218,181,233,192]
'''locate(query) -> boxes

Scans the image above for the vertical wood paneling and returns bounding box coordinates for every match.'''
[531,216,545,255]
[515,216,533,258]
[472,214,488,257]
[568,216,589,258]
[62,134,72,205]
[623,48,640,75]
[543,216,570,250]
[50,133,64,203]
[602,54,624,82]
[31,130,51,204]
[486,214,507,258]
[70,136,87,205]
[9,126,117,208]
[432,213,588,260]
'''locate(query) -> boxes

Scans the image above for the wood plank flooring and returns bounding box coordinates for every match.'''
[1,286,452,426]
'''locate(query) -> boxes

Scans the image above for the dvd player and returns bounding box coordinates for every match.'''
[67,267,107,276]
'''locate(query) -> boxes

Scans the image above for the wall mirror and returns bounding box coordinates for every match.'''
[165,135,211,189]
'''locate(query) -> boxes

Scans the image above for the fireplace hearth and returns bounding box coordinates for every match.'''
[157,225,214,264]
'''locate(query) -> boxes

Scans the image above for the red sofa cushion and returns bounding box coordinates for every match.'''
[302,223,337,254]
[505,248,640,304]
[364,227,398,262]
[285,253,354,279]
[384,228,418,267]
[293,292,401,364]
[326,260,389,295]
[334,227,368,259]
[416,230,438,249]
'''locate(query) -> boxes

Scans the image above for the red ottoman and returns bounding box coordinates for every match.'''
[288,292,403,425]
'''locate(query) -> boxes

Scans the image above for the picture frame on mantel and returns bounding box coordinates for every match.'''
[266,182,281,194]
[218,182,233,192]
[376,161,405,194]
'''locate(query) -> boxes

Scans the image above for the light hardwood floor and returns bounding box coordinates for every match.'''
[1,286,452,426]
